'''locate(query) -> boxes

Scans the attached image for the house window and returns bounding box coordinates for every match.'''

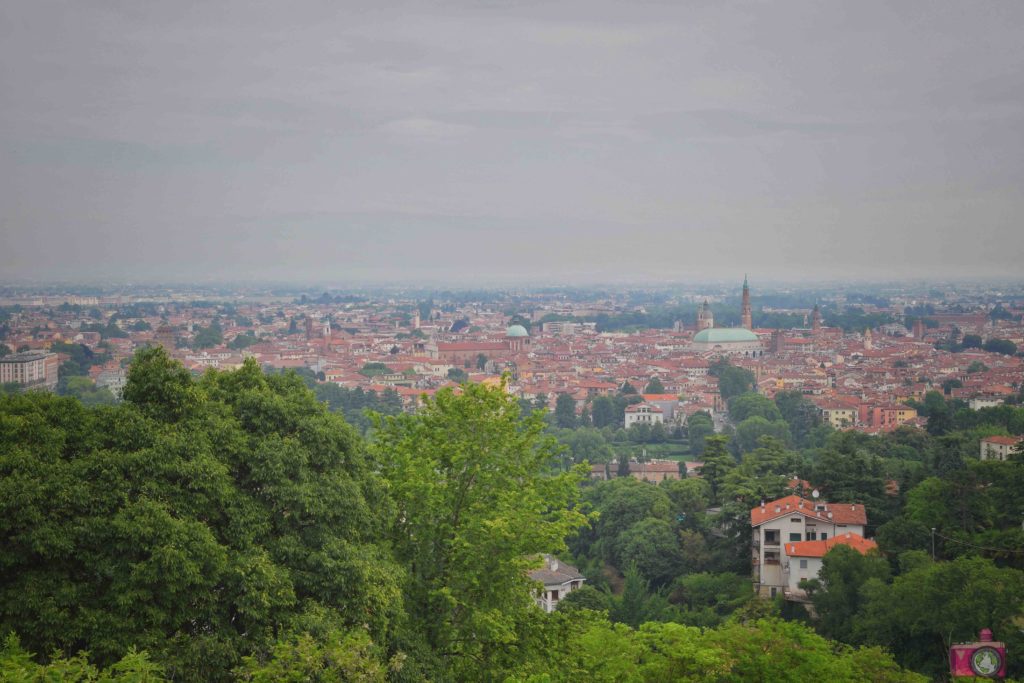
[821,533,828,540]
[807,531,817,540]
[800,560,808,569]
[789,533,801,542]
[764,551,780,565]
[764,530,780,546]
[790,518,802,523]
[770,587,778,598]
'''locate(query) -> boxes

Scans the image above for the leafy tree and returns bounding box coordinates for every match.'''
[228,332,259,350]
[555,392,577,429]
[616,518,682,587]
[774,390,822,447]
[191,319,223,349]
[63,375,117,406]
[556,585,609,613]
[659,478,710,528]
[360,362,394,377]
[234,629,389,682]
[855,556,1024,678]
[982,338,1017,356]
[709,358,755,401]
[560,428,613,464]
[686,412,714,456]
[961,334,983,349]
[698,436,735,503]
[369,381,588,679]
[671,573,752,626]
[0,633,164,680]
[476,353,488,371]
[0,349,402,680]
[728,393,782,423]
[812,545,890,643]
[591,395,616,428]
[0,344,11,357]
[643,377,665,394]
[735,416,791,452]
[446,367,468,383]
[965,360,989,373]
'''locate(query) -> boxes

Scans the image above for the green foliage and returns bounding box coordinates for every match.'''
[709,360,755,401]
[0,633,164,681]
[228,332,259,350]
[982,338,1017,355]
[734,416,791,452]
[812,546,891,643]
[854,556,1024,678]
[670,573,752,627]
[590,395,616,428]
[685,411,714,456]
[616,519,682,587]
[234,629,390,682]
[728,393,782,423]
[369,382,588,679]
[63,375,117,406]
[190,319,223,349]
[503,615,923,682]
[446,367,468,382]
[697,436,735,503]
[554,393,577,428]
[643,377,665,394]
[0,349,402,681]
[359,362,393,377]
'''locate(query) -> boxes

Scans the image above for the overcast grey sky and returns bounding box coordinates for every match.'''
[1,1,1022,284]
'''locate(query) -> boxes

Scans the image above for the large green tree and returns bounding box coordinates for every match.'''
[369,381,588,679]
[0,348,402,681]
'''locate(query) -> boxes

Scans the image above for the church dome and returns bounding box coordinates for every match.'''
[693,328,759,344]
[506,324,530,338]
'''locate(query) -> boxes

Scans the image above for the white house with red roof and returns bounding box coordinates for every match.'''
[751,494,868,600]
[980,435,1023,461]
[624,402,664,428]
[783,533,878,600]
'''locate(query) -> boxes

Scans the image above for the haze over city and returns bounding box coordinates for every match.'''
[3,1,1023,284]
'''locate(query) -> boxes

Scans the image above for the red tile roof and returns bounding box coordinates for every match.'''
[982,436,1023,446]
[750,495,867,527]
[785,533,877,558]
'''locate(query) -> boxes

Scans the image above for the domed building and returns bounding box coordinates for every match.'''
[690,278,764,357]
[691,328,763,356]
[506,324,530,352]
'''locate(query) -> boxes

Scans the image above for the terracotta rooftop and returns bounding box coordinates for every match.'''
[750,494,867,527]
[785,532,878,558]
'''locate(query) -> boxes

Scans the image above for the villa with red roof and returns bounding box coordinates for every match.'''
[980,435,1023,461]
[751,494,871,601]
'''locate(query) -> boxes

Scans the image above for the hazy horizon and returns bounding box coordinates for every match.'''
[3,2,1023,284]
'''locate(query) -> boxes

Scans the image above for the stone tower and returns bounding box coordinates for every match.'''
[864,327,873,350]
[811,304,822,334]
[741,275,752,330]
[697,300,714,330]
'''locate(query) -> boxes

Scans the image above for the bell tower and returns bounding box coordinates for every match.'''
[741,275,752,330]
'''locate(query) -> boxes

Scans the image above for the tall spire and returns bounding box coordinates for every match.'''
[741,276,752,330]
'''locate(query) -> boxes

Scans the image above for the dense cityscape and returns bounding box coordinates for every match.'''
[4,1,1024,680]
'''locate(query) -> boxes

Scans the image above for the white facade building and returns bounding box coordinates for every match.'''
[529,555,586,613]
[624,402,664,428]
[750,495,869,600]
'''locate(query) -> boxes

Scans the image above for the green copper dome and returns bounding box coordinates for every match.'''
[506,324,530,337]
[693,328,758,343]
